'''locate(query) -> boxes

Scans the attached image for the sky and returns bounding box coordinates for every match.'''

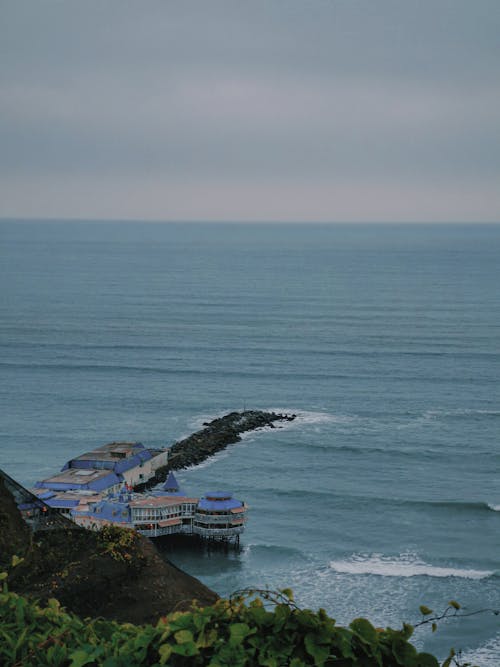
[0,1,499,223]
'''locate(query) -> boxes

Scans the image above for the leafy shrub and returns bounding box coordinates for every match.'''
[0,567,449,667]
[96,525,144,566]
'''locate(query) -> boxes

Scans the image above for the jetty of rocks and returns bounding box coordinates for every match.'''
[138,410,296,488]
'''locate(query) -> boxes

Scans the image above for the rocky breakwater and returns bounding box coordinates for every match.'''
[145,410,296,485]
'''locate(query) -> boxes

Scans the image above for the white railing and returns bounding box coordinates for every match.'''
[134,522,194,538]
[194,513,246,524]
[136,524,180,538]
[193,525,244,537]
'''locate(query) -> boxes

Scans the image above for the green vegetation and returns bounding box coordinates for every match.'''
[96,525,146,566]
[1,559,469,667]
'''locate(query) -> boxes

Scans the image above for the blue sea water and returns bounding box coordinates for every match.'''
[1,220,499,663]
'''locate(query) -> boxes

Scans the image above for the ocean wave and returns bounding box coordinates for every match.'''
[265,408,357,427]
[459,633,500,667]
[329,553,494,580]
[487,503,500,512]
[382,498,500,515]
[411,499,500,514]
[186,409,349,434]
[424,408,500,420]
[256,489,500,516]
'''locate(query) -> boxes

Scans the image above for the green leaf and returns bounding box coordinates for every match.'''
[174,629,194,644]
[11,555,24,568]
[171,641,199,657]
[402,623,414,639]
[247,605,273,627]
[448,600,461,610]
[431,623,437,633]
[15,598,25,626]
[392,637,417,665]
[350,618,378,645]
[68,650,95,667]
[196,627,218,649]
[419,605,433,616]
[169,613,195,632]
[258,657,278,667]
[414,652,439,667]
[229,622,253,645]
[158,643,172,665]
[332,626,356,659]
[14,627,28,653]
[295,609,320,630]
[274,603,291,627]
[442,647,456,667]
[304,633,330,666]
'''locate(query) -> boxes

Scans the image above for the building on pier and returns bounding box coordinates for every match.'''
[70,473,247,544]
[193,492,246,545]
[29,441,247,544]
[32,441,170,516]
[61,441,168,488]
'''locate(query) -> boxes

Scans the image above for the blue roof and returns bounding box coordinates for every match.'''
[37,490,55,500]
[158,472,188,497]
[198,492,243,511]
[46,498,80,509]
[35,471,123,492]
[82,498,132,523]
[63,448,152,474]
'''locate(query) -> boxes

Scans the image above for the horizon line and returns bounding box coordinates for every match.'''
[1,217,499,226]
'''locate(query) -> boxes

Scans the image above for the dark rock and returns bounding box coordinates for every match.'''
[0,476,31,568]
[17,528,218,624]
[138,410,296,488]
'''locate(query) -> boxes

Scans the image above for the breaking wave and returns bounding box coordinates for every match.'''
[329,553,494,580]
[459,633,500,667]
[264,409,357,428]
[423,408,500,420]
[487,503,500,512]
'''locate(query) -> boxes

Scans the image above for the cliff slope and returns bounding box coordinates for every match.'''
[1,477,217,624]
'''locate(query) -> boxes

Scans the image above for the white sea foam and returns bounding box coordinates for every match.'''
[267,408,356,427]
[396,407,500,431]
[424,408,500,420]
[187,409,354,436]
[487,503,500,512]
[329,553,493,580]
[458,633,500,667]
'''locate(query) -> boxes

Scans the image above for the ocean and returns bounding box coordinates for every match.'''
[1,220,499,663]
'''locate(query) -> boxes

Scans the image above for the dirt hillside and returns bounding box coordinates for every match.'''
[1,477,217,624]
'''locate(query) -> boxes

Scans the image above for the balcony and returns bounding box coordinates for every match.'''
[193,525,244,537]
[194,512,246,524]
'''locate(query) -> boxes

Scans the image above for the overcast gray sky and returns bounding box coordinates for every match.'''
[1,1,499,222]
